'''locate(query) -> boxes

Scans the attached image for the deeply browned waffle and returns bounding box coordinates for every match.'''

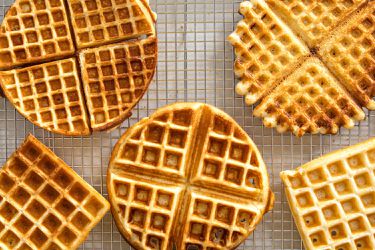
[229,0,373,136]
[107,103,274,249]
[281,137,375,249]
[79,36,157,131]
[0,134,109,249]
[0,0,157,135]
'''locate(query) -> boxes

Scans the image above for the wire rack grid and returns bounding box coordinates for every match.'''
[0,0,374,249]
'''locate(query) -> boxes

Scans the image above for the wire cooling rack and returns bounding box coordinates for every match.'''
[0,0,374,249]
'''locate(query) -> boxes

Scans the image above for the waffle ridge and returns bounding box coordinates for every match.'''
[0,0,74,69]
[79,36,158,131]
[107,103,274,250]
[0,134,110,249]
[281,137,375,250]
[0,0,158,135]
[0,58,91,136]
[229,0,374,136]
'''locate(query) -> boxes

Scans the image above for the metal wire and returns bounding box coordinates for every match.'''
[0,0,374,249]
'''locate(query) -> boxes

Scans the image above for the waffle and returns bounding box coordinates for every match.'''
[254,57,365,136]
[79,36,157,131]
[266,0,365,48]
[0,0,157,135]
[280,137,375,250]
[228,0,309,105]
[0,58,91,136]
[229,0,374,136]
[0,134,110,249]
[67,0,156,49]
[318,2,375,110]
[0,0,74,69]
[107,102,274,250]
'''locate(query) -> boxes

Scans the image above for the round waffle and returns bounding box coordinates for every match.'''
[229,0,373,136]
[107,102,274,250]
[0,0,157,135]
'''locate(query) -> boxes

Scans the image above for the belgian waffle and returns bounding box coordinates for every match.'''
[107,103,274,250]
[254,57,365,136]
[0,0,74,69]
[67,0,156,49]
[0,58,91,136]
[0,134,110,249]
[79,36,157,131]
[229,0,373,136]
[0,0,157,135]
[280,137,375,250]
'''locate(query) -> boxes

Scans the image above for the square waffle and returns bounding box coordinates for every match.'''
[79,36,157,131]
[0,58,91,136]
[280,137,375,249]
[67,0,156,49]
[0,0,74,69]
[229,0,374,136]
[107,103,274,249]
[0,134,109,249]
[0,0,157,135]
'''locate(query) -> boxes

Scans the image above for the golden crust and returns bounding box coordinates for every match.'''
[107,102,274,250]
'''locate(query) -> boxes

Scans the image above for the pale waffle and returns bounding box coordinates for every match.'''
[67,0,156,49]
[227,0,309,105]
[280,137,375,250]
[0,58,91,136]
[79,36,157,131]
[229,0,373,136]
[107,103,274,250]
[0,0,157,135]
[318,2,375,110]
[0,0,74,69]
[266,0,364,48]
[254,57,365,136]
[0,134,110,249]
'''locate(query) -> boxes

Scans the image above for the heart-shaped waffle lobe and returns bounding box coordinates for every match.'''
[0,134,109,249]
[229,0,374,136]
[0,0,157,135]
[107,103,274,250]
[281,137,375,250]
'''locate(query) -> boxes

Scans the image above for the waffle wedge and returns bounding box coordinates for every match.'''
[107,103,274,250]
[229,0,373,136]
[281,137,375,250]
[0,0,74,69]
[266,0,365,48]
[254,57,365,136]
[228,0,309,105]
[318,2,375,110]
[67,0,156,49]
[79,36,157,131]
[0,58,90,136]
[0,134,110,249]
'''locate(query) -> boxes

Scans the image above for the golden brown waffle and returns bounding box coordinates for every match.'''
[0,0,74,69]
[318,2,375,110]
[0,134,110,249]
[266,0,365,48]
[67,0,156,49]
[79,36,157,131]
[229,0,373,136]
[0,58,91,136]
[228,0,309,105]
[0,0,157,135]
[107,103,274,250]
[280,137,375,250]
[254,57,365,136]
